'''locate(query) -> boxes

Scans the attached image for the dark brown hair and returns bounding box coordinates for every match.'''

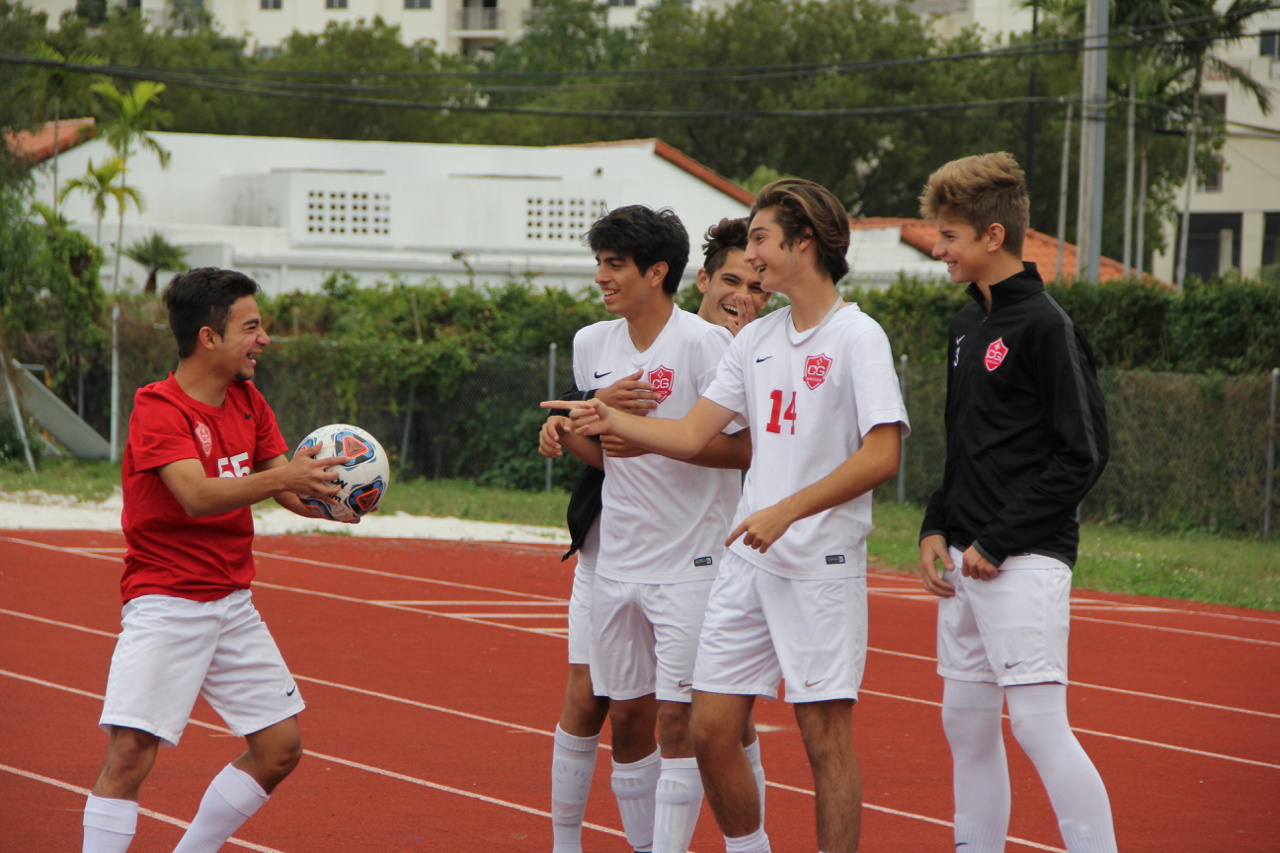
[701,217,749,276]
[163,268,260,359]
[750,179,850,282]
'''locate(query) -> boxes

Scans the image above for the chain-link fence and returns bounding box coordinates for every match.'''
[880,363,1280,533]
[7,319,1277,535]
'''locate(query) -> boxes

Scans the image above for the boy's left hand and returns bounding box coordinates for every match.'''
[726,502,795,554]
[961,545,999,580]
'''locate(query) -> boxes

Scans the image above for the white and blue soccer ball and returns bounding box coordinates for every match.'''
[294,423,390,522]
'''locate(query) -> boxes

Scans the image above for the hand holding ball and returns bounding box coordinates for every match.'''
[295,424,390,522]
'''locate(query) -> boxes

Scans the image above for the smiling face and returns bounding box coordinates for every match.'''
[594,250,665,318]
[931,216,1004,285]
[213,295,270,381]
[697,248,769,327]
[742,207,808,295]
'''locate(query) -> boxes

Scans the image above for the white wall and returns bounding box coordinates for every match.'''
[34,132,751,295]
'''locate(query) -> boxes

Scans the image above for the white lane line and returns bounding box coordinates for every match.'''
[373,600,568,606]
[0,608,118,639]
[0,671,627,842]
[252,550,567,602]
[0,536,120,562]
[379,612,567,620]
[6,602,1277,722]
[0,764,287,853]
[0,668,1034,848]
[763,780,1063,852]
[1071,615,1280,647]
[251,581,564,640]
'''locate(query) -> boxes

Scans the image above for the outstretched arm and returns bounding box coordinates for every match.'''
[728,422,902,553]
[541,396,737,460]
[158,444,348,518]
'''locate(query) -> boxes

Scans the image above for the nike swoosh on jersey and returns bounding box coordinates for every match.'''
[755,356,773,363]
[594,370,612,378]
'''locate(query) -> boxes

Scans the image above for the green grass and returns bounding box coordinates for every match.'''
[0,458,122,502]
[4,459,1276,610]
[867,500,1280,611]
[378,476,570,528]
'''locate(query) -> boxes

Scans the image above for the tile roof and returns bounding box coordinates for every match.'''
[849,216,1137,283]
[4,118,97,166]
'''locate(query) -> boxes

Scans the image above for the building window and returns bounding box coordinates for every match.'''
[1196,153,1224,193]
[1175,212,1242,280]
[526,197,607,242]
[405,0,430,7]
[325,0,346,8]
[307,190,391,238]
[260,0,281,8]
[1263,212,1280,268]
[1261,30,1278,58]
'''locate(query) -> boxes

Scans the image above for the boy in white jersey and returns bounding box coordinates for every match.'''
[540,215,771,853]
[544,181,908,853]
[540,206,758,853]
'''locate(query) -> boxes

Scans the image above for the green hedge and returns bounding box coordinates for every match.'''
[849,275,1280,374]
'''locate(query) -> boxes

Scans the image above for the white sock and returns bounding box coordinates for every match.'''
[724,824,770,853]
[551,725,600,853]
[743,736,766,825]
[611,747,661,852]
[83,795,139,853]
[653,757,704,853]
[171,764,269,853]
[941,679,1010,853]
[1006,684,1118,853]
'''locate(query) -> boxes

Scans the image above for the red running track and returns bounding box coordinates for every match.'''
[1,530,1278,852]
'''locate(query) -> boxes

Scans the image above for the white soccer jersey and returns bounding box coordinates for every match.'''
[703,302,910,580]
[574,304,742,584]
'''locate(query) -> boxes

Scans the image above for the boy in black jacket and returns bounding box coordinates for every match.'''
[917,153,1117,853]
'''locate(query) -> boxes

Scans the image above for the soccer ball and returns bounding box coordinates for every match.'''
[294,423,390,522]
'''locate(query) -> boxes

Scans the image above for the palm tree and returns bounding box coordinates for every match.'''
[1159,0,1274,285]
[90,80,171,293]
[59,156,134,249]
[124,232,189,294]
[21,43,105,216]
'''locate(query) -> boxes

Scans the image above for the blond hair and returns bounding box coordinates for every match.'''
[919,152,1028,257]
[751,179,850,282]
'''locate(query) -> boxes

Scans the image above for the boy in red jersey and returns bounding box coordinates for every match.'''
[82,268,350,853]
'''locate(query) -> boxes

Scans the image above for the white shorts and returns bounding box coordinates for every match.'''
[693,550,868,704]
[567,561,596,666]
[100,591,305,746]
[590,575,713,703]
[937,547,1072,687]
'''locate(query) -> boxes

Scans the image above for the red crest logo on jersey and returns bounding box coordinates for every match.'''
[648,365,675,403]
[194,422,212,457]
[803,354,833,390]
[984,338,1009,372]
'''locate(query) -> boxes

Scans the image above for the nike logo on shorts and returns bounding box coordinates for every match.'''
[286,685,297,696]
[1004,661,1023,669]
[804,678,825,688]
[678,680,693,689]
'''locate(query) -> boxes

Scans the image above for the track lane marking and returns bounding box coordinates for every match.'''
[6,601,1278,722]
[0,671,628,842]
[4,669,1068,849]
[0,764,287,853]
[7,606,1280,771]
[1070,615,1280,646]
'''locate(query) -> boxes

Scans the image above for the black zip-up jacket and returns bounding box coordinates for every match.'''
[920,263,1108,568]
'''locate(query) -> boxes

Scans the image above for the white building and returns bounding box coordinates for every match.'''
[1149,13,1280,282]
[34,132,760,294]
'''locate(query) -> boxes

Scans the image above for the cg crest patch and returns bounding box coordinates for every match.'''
[648,365,675,403]
[803,353,833,390]
[984,338,1009,372]
[194,422,213,457]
